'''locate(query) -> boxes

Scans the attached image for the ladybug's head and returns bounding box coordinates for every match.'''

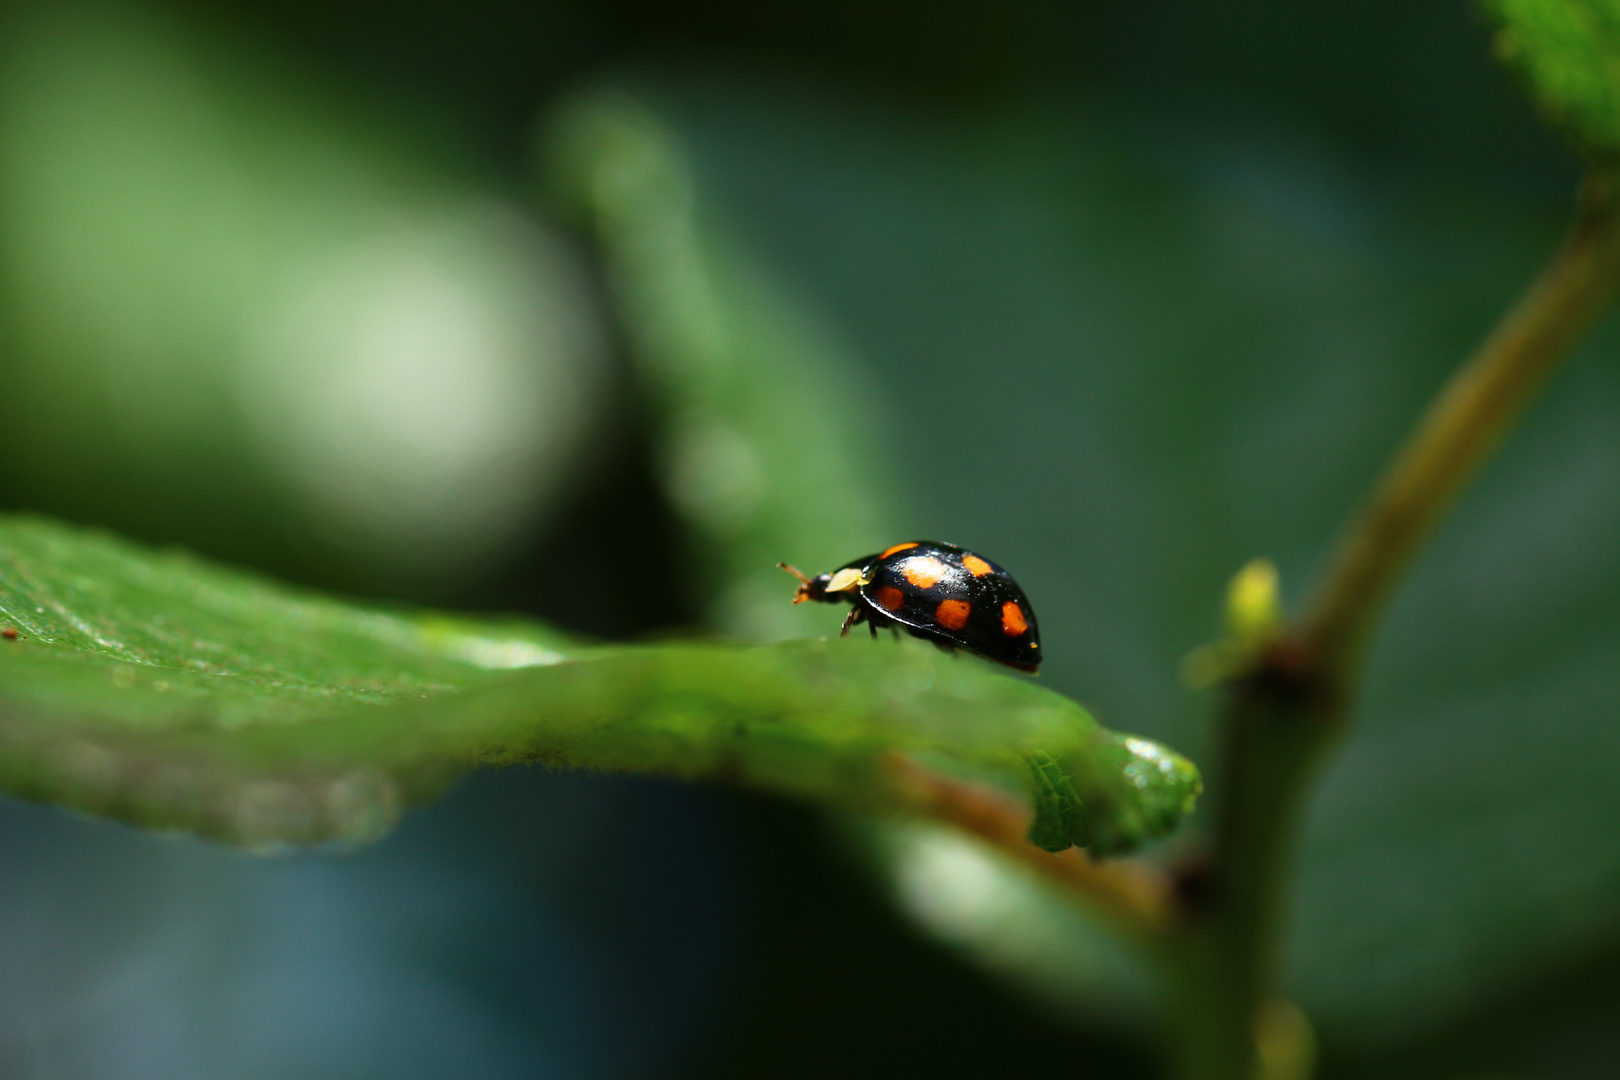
[777,562,862,604]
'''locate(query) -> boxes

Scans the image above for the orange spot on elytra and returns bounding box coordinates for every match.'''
[880,541,920,559]
[935,599,971,630]
[1000,602,1028,637]
[961,554,993,577]
[900,557,947,588]
[874,586,906,611]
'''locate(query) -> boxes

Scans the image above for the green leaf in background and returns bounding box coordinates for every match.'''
[541,90,889,640]
[0,2,609,597]
[0,514,1198,853]
[1486,0,1620,158]
[864,819,1162,1030]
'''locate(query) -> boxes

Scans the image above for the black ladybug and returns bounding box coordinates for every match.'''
[779,541,1041,672]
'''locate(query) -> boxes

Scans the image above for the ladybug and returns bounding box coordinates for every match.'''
[778,541,1041,672]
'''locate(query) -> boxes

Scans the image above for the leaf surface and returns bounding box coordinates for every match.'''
[0,514,1198,852]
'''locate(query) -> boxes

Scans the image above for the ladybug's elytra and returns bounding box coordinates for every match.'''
[778,540,1041,672]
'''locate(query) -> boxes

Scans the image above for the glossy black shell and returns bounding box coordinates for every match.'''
[841,541,1041,671]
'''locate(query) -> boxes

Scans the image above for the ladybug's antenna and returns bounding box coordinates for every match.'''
[778,562,819,604]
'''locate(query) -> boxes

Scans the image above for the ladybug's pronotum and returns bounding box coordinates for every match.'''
[779,540,1041,672]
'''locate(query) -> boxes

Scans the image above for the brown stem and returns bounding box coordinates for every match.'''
[884,753,1178,942]
[1300,170,1620,676]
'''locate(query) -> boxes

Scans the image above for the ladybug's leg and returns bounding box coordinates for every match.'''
[863,609,898,640]
[839,605,867,638]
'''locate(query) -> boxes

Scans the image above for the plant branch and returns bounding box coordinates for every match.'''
[1171,167,1620,1080]
[1300,169,1620,676]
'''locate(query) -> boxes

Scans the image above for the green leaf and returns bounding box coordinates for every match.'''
[0,513,1198,853]
[1485,0,1620,158]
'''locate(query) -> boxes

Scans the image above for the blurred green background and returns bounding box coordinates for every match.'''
[2,1,1618,1076]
